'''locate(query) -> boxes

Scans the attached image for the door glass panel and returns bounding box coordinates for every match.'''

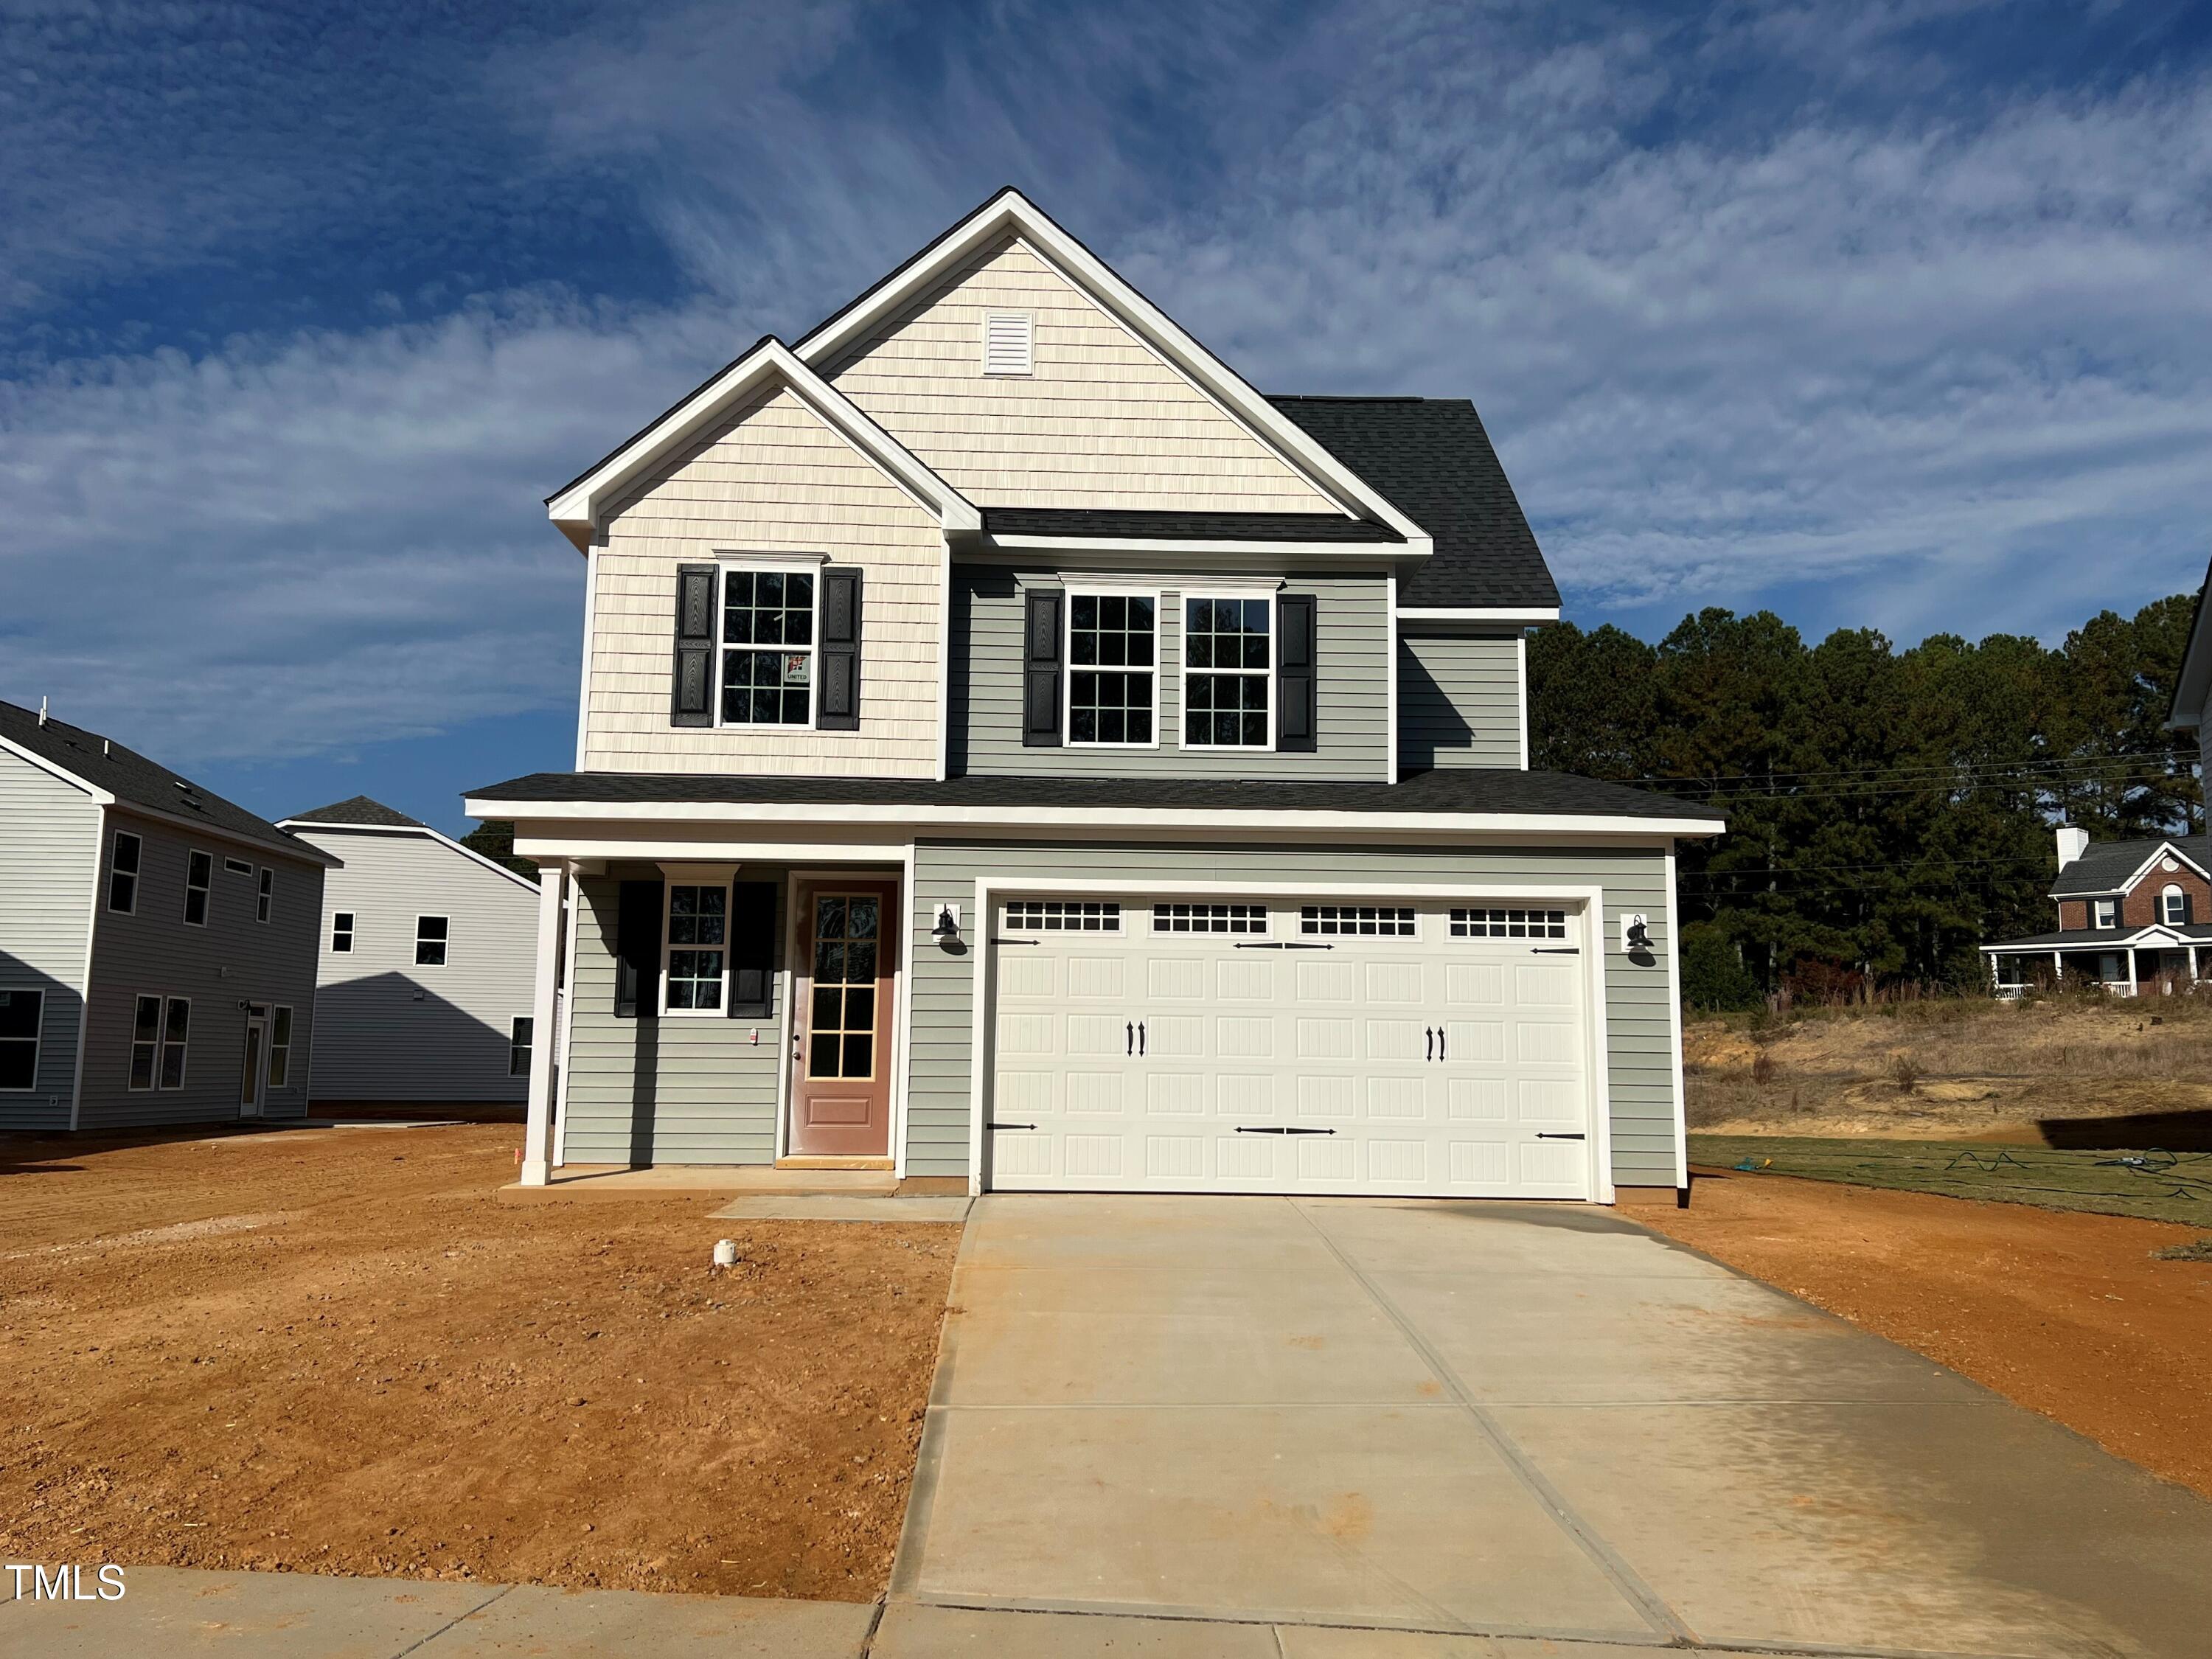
[848,897,879,939]
[806,891,886,1081]
[810,1033,841,1074]
[812,985,841,1029]
[815,939,846,981]
[845,939,877,983]
[844,986,874,1030]
[842,1032,874,1077]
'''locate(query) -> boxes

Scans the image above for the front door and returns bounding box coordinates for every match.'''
[790,881,898,1157]
[240,1005,268,1116]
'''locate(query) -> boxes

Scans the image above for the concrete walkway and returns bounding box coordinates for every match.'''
[892,1193,2212,1658]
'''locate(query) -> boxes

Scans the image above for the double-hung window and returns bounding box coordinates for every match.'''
[141,996,190,1089]
[257,868,274,923]
[509,1017,534,1077]
[720,568,815,727]
[2160,885,2191,925]
[1183,596,1272,748]
[130,995,162,1090]
[663,883,728,1012]
[268,1007,293,1089]
[2091,898,2118,929]
[184,850,212,925]
[1068,593,1156,745]
[0,987,41,1090]
[415,916,449,967]
[108,832,141,914]
[331,912,355,953]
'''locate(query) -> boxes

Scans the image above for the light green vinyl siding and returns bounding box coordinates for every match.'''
[950,567,1389,779]
[0,748,100,1128]
[1398,633,1522,771]
[905,838,1678,1186]
[560,871,788,1166]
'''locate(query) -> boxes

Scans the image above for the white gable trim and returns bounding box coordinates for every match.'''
[0,734,111,803]
[2114,841,2212,894]
[545,338,981,549]
[279,818,543,894]
[793,190,1433,556]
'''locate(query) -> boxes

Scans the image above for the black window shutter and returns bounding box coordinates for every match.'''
[816,566,862,731]
[1023,588,1063,746]
[671,565,717,727]
[615,880,664,1018]
[728,881,777,1018]
[1276,594,1318,753]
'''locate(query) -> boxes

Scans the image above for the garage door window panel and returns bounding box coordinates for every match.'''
[1451,907,1567,940]
[1067,594,1156,746]
[1301,905,1416,938]
[1005,900,1121,933]
[1153,902,1267,935]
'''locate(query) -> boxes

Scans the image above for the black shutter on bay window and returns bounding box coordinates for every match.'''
[1276,593,1318,753]
[1023,588,1063,746]
[671,565,717,727]
[727,881,777,1018]
[815,566,861,731]
[615,880,664,1018]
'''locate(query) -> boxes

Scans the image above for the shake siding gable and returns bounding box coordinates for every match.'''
[586,385,942,777]
[824,237,1335,513]
[0,747,101,1128]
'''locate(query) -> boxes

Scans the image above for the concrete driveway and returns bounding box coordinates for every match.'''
[890,1194,2212,1658]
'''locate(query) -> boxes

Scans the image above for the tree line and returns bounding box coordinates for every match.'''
[1527,591,2202,1007]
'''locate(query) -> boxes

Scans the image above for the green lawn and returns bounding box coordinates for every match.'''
[1687,1135,2212,1227]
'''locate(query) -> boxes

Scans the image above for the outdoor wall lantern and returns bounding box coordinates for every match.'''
[931,902,962,946]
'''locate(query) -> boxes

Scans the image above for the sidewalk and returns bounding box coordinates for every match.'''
[2,1567,1705,1656]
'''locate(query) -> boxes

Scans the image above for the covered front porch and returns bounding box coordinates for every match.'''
[1985,924,2212,997]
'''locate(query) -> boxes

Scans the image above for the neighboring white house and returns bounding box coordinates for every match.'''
[278,797,539,1107]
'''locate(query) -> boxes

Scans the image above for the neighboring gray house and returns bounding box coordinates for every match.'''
[276,797,540,1107]
[0,698,333,1132]
[467,190,1725,1203]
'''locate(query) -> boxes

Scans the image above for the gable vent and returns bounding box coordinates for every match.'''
[983,311,1034,377]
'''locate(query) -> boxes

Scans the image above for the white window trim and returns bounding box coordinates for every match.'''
[981,310,1034,377]
[1178,591,1275,752]
[128,992,161,1091]
[159,995,191,1091]
[2160,884,2187,925]
[268,1005,293,1090]
[2092,897,2120,929]
[0,984,41,1092]
[714,561,822,733]
[1065,588,1162,750]
[660,877,732,1017]
[184,849,212,928]
[257,866,274,924]
[108,830,140,915]
[414,915,450,967]
[509,1016,534,1077]
[331,911,355,953]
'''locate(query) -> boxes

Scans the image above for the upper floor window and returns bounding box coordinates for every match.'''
[108,831,141,914]
[2092,897,2118,929]
[331,912,355,953]
[414,916,449,967]
[184,850,212,926]
[257,867,274,924]
[2160,885,2192,925]
[721,568,816,728]
[1068,593,1155,746]
[223,856,252,877]
[664,883,728,1013]
[1183,597,1271,748]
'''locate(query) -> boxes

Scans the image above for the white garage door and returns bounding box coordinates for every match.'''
[987,896,1596,1198]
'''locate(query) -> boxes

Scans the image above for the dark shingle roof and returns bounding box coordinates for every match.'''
[467,768,1716,824]
[981,508,1399,544]
[0,699,336,865]
[282,796,428,830]
[1268,397,1559,611]
[2051,837,2212,897]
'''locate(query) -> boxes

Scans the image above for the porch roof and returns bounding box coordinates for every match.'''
[1983,925,2212,951]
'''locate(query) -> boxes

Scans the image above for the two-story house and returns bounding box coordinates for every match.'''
[1983,826,2211,995]
[0,698,332,1131]
[465,190,1725,1205]
[276,796,540,1110]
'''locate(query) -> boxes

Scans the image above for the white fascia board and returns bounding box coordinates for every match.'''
[987,533,1430,560]
[467,796,1727,839]
[545,339,979,543]
[2116,841,2212,892]
[792,190,1428,546]
[280,819,540,892]
[1397,608,1559,625]
[0,734,111,802]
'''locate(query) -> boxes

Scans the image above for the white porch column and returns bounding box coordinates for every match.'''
[521,860,568,1186]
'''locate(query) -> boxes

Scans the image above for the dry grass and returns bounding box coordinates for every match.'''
[1687,991,2212,1143]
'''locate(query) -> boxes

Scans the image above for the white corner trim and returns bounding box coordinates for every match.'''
[575,545,598,770]
[1385,571,1399,786]
[790,190,1428,546]
[546,338,981,542]
[1397,607,1560,625]
[934,535,953,783]
[69,807,104,1131]
[1663,843,1686,1193]
[1516,632,1530,771]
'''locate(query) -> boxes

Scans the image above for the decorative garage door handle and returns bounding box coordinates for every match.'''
[1234,941,1335,950]
[1531,947,1579,954]
[1138,1020,1146,1056]
[1127,1020,1133,1056]
[987,1122,1038,1131]
[1425,1026,1434,1062]
[1236,1125,1337,1135]
[1535,1132,1586,1140]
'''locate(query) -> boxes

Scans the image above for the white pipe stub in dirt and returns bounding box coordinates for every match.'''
[711,1239,738,1268]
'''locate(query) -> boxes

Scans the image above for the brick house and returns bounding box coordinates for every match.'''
[1982,827,2211,995]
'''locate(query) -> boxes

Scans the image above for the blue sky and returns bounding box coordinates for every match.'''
[5,0,2210,832]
